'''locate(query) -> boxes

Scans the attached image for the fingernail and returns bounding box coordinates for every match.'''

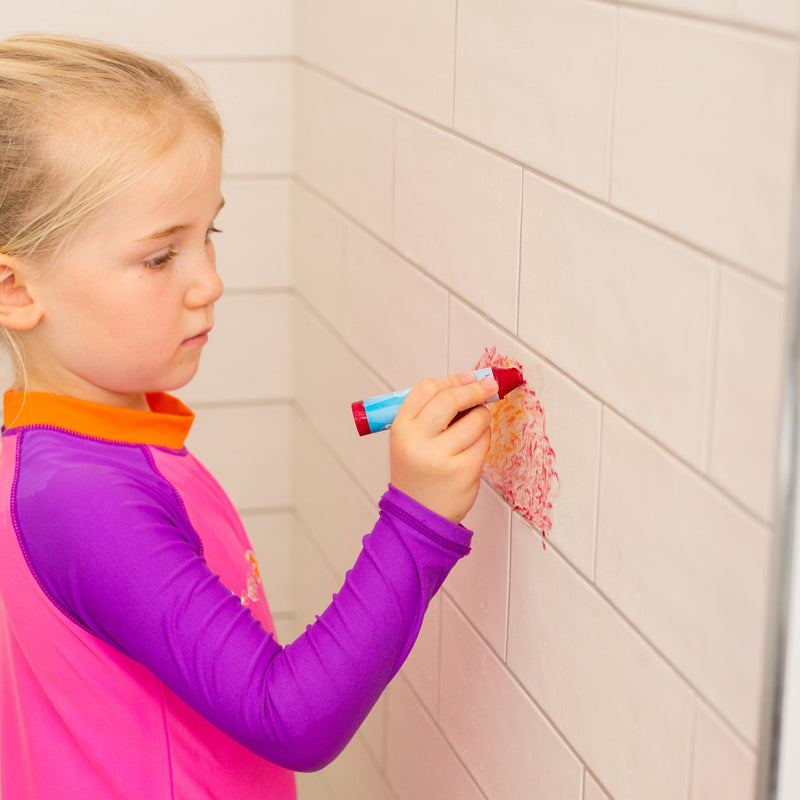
[460,372,477,384]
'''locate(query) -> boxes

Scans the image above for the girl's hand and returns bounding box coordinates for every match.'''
[389,372,496,524]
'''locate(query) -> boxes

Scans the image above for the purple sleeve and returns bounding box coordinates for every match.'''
[15,445,471,772]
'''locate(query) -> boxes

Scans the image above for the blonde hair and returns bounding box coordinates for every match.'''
[0,34,224,383]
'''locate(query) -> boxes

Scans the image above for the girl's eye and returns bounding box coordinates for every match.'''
[144,249,178,271]
[206,226,222,240]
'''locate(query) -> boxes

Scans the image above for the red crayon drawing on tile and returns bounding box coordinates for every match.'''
[475,347,560,538]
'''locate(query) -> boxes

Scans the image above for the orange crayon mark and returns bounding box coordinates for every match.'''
[476,347,560,539]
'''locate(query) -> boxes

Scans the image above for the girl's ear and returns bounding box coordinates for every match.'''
[0,255,43,330]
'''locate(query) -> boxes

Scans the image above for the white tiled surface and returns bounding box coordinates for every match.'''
[454,0,617,199]
[187,404,292,510]
[386,677,485,800]
[597,410,770,742]
[292,420,378,579]
[585,774,613,800]
[393,113,523,332]
[622,0,800,33]
[217,178,290,289]
[179,292,290,405]
[341,223,449,389]
[294,66,394,240]
[291,184,350,331]
[398,594,442,716]
[690,703,758,800]
[1,0,294,57]
[623,0,731,19]
[196,60,292,176]
[612,9,798,283]
[735,0,800,32]
[440,597,583,800]
[319,735,396,800]
[519,172,717,469]
[508,516,695,800]
[292,299,390,504]
[710,266,787,521]
[295,0,456,126]
[446,482,512,658]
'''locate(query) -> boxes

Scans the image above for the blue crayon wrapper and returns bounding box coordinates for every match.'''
[351,368,496,436]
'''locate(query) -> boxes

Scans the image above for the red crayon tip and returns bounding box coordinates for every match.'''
[351,400,371,436]
[492,367,524,399]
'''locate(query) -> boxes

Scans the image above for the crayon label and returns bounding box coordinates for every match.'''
[363,389,411,432]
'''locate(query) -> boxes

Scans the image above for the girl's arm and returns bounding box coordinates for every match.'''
[14,373,496,770]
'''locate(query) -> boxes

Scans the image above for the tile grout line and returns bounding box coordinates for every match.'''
[606,5,621,205]
[702,261,724,475]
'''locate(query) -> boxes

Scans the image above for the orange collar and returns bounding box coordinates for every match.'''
[3,391,194,450]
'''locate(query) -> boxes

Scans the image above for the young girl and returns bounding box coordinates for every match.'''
[0,35,496,798]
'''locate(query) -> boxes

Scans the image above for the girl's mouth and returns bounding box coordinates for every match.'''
[181,330,210,348]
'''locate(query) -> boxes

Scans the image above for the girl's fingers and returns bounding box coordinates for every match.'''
[440,404,493,454]
[397,372,477,420]
[410,375,498,434]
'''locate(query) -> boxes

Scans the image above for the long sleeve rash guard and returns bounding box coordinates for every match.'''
[0,391,472,800]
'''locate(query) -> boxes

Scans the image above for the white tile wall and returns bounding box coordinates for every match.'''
[519,172,718,469]
[294,771,331,800]
[340,223,450,389]
[2,0,294,58]
[508,516,695,800]
[612,9,798,283]
[440,597,583,800]
[291,299,390,504]
[398,594,442,716]
[710,266,788,520]
[295,0,456,126]
[621,0,800,34]
[180,292,291,405]
[291,184,350,331]
[386,677,485,800]
[217,178,290,290]
[294,66,394,240]
[197,60,293,176]
[317,732,395,800]
[736,0,800,33]
[623,0,731,20]
[585,774,613,800]
[690,702,758,800]
[393,113,523,332]
[186,403,292,510]
[445,482,512,658]
[292,420,378,579]
[454,0,617,199]
[597,410,770,742]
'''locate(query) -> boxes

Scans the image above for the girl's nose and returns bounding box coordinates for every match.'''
[185,250,224,309]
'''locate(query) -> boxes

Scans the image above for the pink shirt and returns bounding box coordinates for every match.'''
[0,392,472,798]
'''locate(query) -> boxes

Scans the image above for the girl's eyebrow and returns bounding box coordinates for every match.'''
[137,197,225,242]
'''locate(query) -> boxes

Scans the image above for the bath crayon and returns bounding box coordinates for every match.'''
[351,367,524,436]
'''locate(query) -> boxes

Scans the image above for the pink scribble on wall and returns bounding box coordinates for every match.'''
[475,347,560,537]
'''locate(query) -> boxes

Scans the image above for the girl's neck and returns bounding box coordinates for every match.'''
[14,375,151,412]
